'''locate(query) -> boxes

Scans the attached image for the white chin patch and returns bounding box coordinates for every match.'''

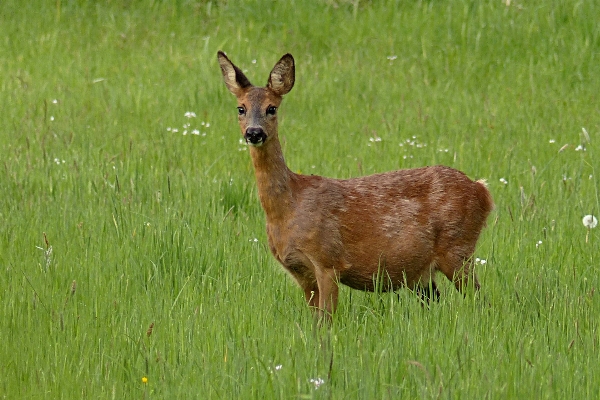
[246,140,264,147]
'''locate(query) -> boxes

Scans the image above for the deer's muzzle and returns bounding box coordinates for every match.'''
[244,127,267,146]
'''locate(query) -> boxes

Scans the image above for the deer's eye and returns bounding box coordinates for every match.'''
[237,107,245,115]
[266,106,277,116]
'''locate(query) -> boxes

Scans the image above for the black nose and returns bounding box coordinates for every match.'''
[244,127,267,145]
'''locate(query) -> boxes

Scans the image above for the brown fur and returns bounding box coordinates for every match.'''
[217,51,494,320]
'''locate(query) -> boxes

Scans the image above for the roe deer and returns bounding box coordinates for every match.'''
[217,51,494,321]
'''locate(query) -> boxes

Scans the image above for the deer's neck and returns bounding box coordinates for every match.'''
[249,138,295,222]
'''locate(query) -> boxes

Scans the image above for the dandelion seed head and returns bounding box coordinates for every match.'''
[582,215,598,229]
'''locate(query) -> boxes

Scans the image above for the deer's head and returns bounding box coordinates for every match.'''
[217,51,295,147]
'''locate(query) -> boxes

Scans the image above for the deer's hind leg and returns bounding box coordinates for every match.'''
[416,280,441,303]
[436,251,480,293]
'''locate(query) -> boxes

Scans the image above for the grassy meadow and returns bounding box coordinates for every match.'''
[1,0,599,398]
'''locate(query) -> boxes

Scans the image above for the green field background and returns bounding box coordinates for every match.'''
[1,0,598,398]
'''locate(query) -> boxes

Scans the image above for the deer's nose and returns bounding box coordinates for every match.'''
[244,127,267,146]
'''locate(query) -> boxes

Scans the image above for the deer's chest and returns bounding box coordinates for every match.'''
[265,221,293,264]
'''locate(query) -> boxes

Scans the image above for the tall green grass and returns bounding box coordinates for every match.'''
[1,0,598,398]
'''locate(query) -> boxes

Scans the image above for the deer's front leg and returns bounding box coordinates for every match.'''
[315,267,339,323]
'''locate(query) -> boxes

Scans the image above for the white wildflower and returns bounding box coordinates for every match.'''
[499,178,508,185]
[184,111,196,118]
[387,55,398,61]
[309,378,325,388]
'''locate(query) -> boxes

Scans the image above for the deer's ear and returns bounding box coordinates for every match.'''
[268,53,295,96]
[217,51,252,96]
